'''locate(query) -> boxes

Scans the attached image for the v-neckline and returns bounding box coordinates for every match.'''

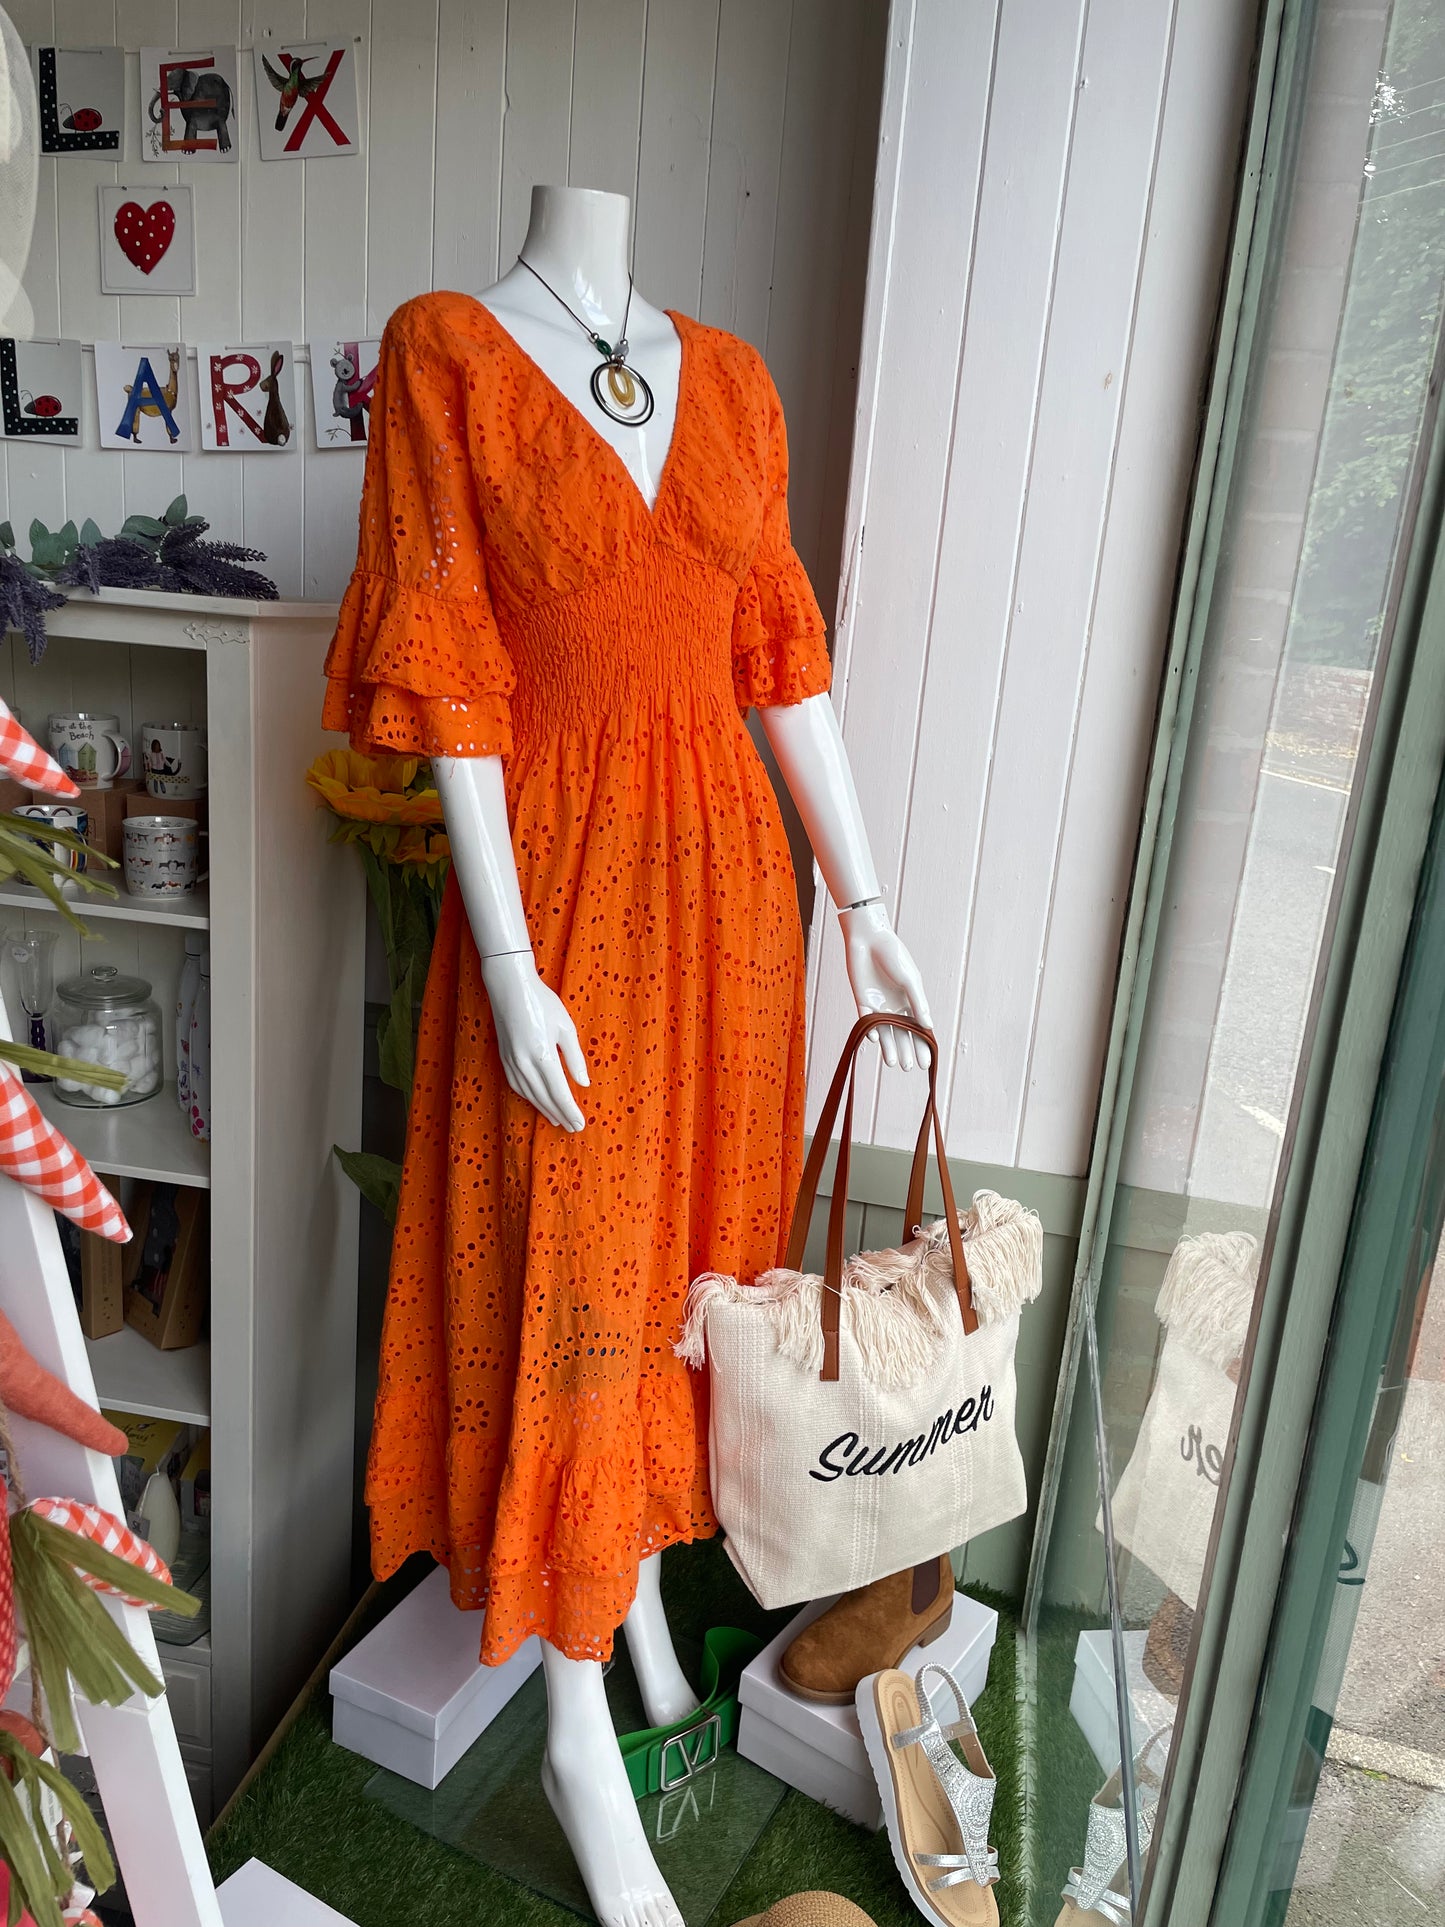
[470,293,691,532]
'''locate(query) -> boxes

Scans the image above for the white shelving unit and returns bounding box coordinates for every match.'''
[1,588,365,1811]
[0,880,213,930]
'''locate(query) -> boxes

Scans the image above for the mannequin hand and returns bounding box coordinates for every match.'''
[480,952,589,1131]
[838,901,933,1071]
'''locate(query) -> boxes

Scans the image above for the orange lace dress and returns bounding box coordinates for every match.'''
[322,291,832,1666]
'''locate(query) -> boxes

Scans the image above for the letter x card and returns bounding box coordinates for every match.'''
[253,39,360,161]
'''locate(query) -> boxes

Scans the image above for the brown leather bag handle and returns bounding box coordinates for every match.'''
[782,1013,976,1381]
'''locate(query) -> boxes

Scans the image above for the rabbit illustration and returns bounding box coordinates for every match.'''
[259,350,292,446]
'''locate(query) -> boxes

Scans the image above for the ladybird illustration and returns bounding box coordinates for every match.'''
[20,391,62,419]
[61,105,103,132]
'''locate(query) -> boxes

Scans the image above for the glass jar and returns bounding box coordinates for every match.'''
[51,965,163,1107]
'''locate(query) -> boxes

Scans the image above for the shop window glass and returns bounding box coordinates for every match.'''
[1025,1,1445,1919]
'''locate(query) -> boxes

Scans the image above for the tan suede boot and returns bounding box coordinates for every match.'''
[779,1555,955,1704]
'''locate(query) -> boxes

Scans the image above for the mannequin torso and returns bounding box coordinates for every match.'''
[477,190,682,510]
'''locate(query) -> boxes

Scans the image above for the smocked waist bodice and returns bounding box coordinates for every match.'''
[498,550,738,740]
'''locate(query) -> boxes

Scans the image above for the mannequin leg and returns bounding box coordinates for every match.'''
[622,1550,699,1727]
[540,1641,684,1927]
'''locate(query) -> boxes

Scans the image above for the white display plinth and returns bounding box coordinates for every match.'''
[1070,1629,1177,1772]
[329,1566,541,1788]
[738,1589,999,1828]
[217,1859,358,1924]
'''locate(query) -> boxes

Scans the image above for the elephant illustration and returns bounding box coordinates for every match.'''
[149,67,234,154]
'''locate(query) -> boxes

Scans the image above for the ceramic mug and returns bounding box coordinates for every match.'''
[123,815,199,899]
[48,713,133,790]
[13,802,89,877]
[140,722,207,801]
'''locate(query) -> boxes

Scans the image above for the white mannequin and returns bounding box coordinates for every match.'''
[439,185,931,1927]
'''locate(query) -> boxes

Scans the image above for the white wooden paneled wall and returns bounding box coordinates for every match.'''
[807,0,1259,1179]
[0,0,881,617]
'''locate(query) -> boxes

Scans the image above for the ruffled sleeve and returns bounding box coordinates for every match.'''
[731,359,832,713]
[322,310,516,759]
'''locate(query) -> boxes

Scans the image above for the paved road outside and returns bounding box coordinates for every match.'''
[1285,1252,1445,1922]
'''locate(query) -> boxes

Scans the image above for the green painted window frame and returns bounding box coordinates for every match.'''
[1018,0,1445,1916]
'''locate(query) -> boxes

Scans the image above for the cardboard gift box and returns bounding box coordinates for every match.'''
[124,789,208,830]
[83,779,147,863]
[123,1182,208,1351]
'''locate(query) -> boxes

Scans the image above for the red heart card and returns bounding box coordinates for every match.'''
[114,198,175,274]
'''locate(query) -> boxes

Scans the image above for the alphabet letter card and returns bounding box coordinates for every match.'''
[99,185,196,296]
[31,47,125,154]
[254,40,360,160]
[308,338,380,448]
[141,48,240,163]
[95,344,194,453]
[199,344,297,452]
[0,340,83,442]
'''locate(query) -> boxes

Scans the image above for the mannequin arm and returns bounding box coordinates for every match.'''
[757,693,932,1070]
[433,755,588,1131]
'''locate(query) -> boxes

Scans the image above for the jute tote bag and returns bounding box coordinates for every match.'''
[1106,1230,1257,1610]
[677,1012,1043,1609]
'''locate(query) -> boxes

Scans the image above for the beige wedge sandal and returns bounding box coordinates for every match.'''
[856,1662,1000,1927]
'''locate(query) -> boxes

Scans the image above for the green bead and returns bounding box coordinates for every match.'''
[594,338,613,359]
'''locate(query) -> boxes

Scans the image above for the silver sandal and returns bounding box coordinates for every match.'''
[857,1661,1000,1927]
[1058,1725,1172,1924]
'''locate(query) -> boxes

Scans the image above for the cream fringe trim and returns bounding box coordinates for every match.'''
[1155,1230,1259,1367]
[676,1189,1043,1390]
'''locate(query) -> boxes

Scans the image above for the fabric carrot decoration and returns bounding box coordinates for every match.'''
[7,1504,199,1757]
[0,700,77,800]
[22,1501,173,1607]
[0,1317,127,1459]
[0,1069,129,1243]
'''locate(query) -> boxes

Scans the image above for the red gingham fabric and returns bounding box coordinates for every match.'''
[0,697,79,798]
[0,1067,130,1243]
[26,1499,171,1607]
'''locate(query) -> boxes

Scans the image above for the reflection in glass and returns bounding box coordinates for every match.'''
[1026,2,1445,1920]
[1270,1236,1443,1923]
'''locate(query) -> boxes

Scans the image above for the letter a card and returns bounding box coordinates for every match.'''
[254,40,360,161]
[141,48,241,164]
[198,344,296,452]
[95,343,195,452]
[0,340,83,442]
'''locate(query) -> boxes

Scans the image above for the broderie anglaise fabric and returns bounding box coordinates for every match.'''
[322,293,832,1666]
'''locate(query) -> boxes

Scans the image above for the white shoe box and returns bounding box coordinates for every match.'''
[218,1857,358,1923]
[1070,1628,1176,1774]
[737,1588,999,1828]
[329,1565,540,1788]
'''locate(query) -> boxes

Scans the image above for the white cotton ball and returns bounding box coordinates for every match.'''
[55,1076,81,1093]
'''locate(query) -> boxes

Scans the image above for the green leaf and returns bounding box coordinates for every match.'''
[332,1146,402,1223]
[0,520,15,550]
[0,1037,127,1090]
[120,512,167,542]
[164,492,189,526]
[80,517,103,547]
[27,517,49,549]
[57,519,78,552]
[377,959,415,1098]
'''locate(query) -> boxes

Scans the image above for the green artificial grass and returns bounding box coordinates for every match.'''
[208,1540,1025,1925]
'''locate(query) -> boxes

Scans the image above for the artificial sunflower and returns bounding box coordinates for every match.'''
[307,749,452,1222]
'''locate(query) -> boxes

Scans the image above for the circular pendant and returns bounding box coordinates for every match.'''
[591,357,654,426]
